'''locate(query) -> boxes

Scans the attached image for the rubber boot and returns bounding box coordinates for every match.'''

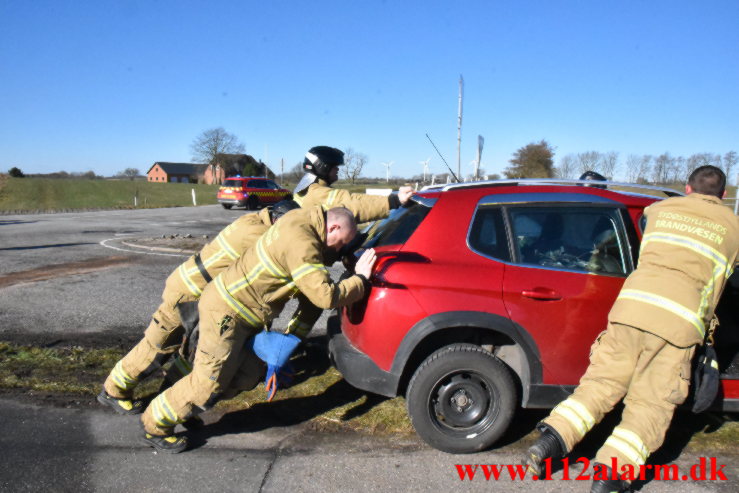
[590,464,631,493]
[524,424,566,477]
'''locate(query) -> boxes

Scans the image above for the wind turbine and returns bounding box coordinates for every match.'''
[419,158,431,183]
[381,161,394,183]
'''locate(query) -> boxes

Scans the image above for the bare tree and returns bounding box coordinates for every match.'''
[342,148,367,185]
[285,163,304,184]
[625,154,642,183]
[637,155,652,184]
[556,153,577,179]
[117,168,140,181]
[599,151,619,179]
[190,127,245,164]
[652,153,674,184]
[723,151,737,184]
[576,151,601,175]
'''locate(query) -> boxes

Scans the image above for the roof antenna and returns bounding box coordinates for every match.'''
[425,133,460,183]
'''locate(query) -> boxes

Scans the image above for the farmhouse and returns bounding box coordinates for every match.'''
[147,154,276,185]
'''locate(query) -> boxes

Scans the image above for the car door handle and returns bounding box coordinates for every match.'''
[521,288,562,300]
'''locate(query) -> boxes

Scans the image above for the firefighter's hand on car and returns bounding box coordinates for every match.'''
[355,248,377,279]
[398,186,413,205]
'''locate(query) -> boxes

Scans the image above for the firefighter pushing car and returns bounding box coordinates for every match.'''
[525,165,739,493]
[98,200,300,415]
[140,206,376,452]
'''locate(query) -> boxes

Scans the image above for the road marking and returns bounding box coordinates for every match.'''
[100,238,189,257]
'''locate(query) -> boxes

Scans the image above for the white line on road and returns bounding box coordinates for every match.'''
[99,238,189,257]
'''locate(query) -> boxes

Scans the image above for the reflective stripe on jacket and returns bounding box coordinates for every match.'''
[216,206,366,325]
[294,180,391,223]
[177,208,272,297]
[609,193,739,347]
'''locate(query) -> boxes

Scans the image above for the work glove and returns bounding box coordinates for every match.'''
[246,331,301,402]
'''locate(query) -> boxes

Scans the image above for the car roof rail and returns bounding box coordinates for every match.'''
[421,178,684,198]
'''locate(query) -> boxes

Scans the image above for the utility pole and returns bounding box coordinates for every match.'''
[457,75,464,181]
[280,158,284,185]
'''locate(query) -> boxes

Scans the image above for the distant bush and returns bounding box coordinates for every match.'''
[8,167,25,178]
[27,170,104,179]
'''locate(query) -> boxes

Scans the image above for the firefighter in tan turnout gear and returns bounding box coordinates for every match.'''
[98,200,299,415]
[140,206,377,452]
[284,145,413,337]
[525,166,739,493]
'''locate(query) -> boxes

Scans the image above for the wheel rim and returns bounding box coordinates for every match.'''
[428,370,499,435]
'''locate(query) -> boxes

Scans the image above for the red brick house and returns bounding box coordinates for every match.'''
[147,162,208,183]
[147,155,275,185]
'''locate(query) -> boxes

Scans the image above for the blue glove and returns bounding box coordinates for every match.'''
[247,331,301,401]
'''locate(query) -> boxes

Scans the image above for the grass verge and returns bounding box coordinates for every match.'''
[0,341,413,435]
[1,340,737,451]
[0,177,219,212]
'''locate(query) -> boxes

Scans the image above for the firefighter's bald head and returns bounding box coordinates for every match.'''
[326,207,358,252]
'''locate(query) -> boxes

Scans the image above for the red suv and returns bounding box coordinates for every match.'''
[328,179,739,453]
[217,177,291,210]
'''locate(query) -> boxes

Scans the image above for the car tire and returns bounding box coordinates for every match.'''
[246,195,260,210]
[406,343,517,454]
[221,204,233,210]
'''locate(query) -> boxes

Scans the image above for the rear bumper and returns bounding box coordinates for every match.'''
[217,197,246,206]
[327,315,400,398]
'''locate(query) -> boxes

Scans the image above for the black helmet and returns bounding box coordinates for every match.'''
[303,146,344,181]
[579,171,607,188]
[270,199,300,223]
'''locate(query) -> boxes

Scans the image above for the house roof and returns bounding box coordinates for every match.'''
[147,162,209,175]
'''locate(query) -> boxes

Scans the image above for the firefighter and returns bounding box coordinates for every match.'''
[140,206,376,453]
[283,145,414,336]
[525,166,738,493]
[293,145,414,222]
[97,200,300,415]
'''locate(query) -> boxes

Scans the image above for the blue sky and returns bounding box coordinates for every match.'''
[1,0,737,180]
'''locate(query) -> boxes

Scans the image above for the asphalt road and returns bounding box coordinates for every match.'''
[0,206,736,492]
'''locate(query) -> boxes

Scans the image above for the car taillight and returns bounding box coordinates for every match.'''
[372,252,428,288]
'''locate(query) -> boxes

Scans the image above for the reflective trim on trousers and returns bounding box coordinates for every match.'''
[604,426,649,466]
[551,397,596,439]
[111,360,138,391]
[151,392,180,428]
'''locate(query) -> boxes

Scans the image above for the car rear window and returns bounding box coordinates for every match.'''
[222,179,243,187]
[362,201,433,248]
[468,207,510,262]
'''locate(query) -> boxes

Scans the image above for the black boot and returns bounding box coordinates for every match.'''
[590,463,631,493]
[524,424,566,477]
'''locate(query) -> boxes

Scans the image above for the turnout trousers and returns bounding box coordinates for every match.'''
[104,271,196,399]
[542,322,695,470]
[141,293,262,435]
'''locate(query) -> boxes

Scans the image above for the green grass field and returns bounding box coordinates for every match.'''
[0,177,220,212]
[0,175,735,213]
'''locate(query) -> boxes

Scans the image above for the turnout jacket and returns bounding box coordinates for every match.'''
[176,208,272,297]
[213,206,367,327]
[609,193,739,347]
[294,179,399,223]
